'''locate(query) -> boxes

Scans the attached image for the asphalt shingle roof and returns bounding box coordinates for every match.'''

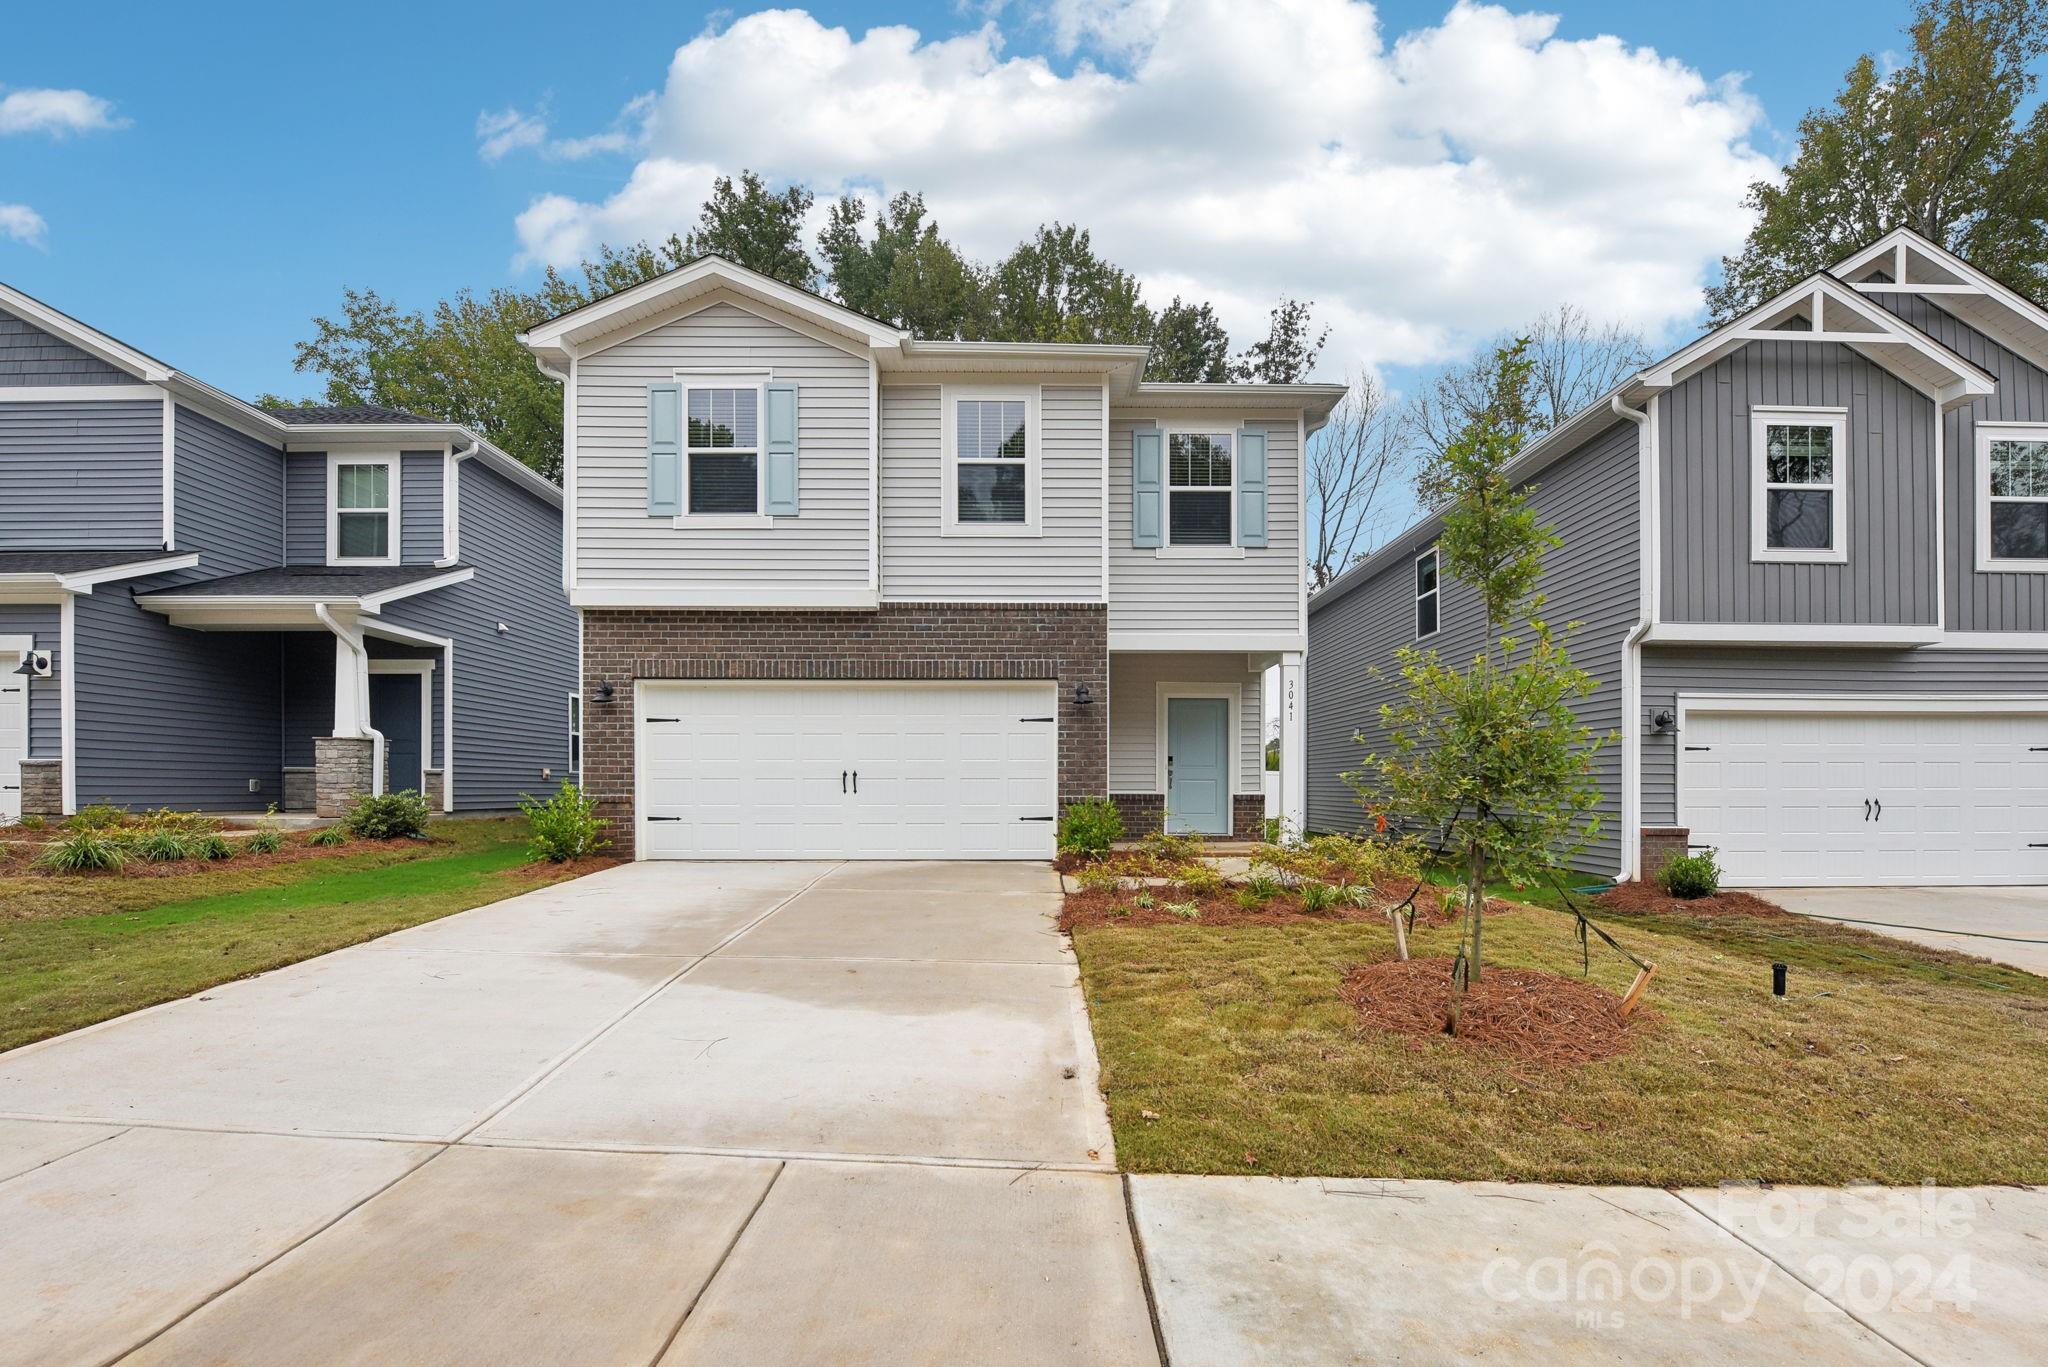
[0,549,175,576]
[140,564,466,598]
[272,405,440,426]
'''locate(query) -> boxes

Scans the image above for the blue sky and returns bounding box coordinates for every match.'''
[3,0,1918,402]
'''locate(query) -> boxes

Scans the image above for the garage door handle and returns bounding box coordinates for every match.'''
[842,770,847,794]
[647,816,682,823]
[1683,745,1711,752]
[1863,799,1871,822]
[1874,798,1881,821]
[852,771,858,794]
[1019,815,1054,822]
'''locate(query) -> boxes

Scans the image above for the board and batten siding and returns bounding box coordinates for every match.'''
[1107,413,1301,637]
[0,308,132,387]
[380,460,575,810]
[879,382,1104,601]
[0,400,162,549]
[1640,646,2048,827]
[574,295,871,593]
[1306,418,1642,875]
[0,603,60,756]
[1879,294,2048,633]
[1108,651,1264,794]
[1659,340,1939,626]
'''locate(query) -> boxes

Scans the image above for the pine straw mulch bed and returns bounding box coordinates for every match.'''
[1595,880,1793,919]
[1058,877,1520,932]
[1339,954,1648,1067]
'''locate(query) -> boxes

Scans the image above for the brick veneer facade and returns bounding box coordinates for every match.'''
[581,603,1109,858]
[1111,792,1266,840]
[1639,826,1691,880]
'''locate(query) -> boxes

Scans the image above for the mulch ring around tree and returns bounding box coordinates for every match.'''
[1339,955,1645,1067]
[1596,880,1792,920]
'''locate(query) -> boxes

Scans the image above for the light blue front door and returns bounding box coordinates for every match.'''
[1166,696,1230,835]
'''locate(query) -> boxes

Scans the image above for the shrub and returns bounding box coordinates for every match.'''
[1659,849,1720,900]
[1234,887,1269,911]
[1254,833,1419,891]
[138,807,214,837]
[37,827,128,872]
[1262,816,1283,843]
[191,834,234,861]
[1242,873,1282,903]
[1132,891,1156,910]
[246,830,284,855]
[309,826,349,849]
[1300,882,1340,914]
[68,802,127,832]
[1141,829,1205,865]
[518,782,610,863]
[1165,900,1201,920]
[133,830,193,863]
[1177,863,1223,897]
[19,814,45,831]
[344,790,430,840]
[1074,864,1125,893]
[1056,797,1124,858]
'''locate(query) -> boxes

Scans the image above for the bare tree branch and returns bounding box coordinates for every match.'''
[1308,370,1406,590]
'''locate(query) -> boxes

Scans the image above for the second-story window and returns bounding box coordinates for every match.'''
[686,386,760,515]
[943,387,1039,535]
[1750,407,1847,563]
[1981,429,2048,568]
[330,457,398,565]
[1415,546,1440,638]
[1168,432,1233,546]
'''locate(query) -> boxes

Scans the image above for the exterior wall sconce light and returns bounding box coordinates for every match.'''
[1650,708,1677,734]
[1073,683,1094,706]
[11,651,52,678]
[593,678,616,703]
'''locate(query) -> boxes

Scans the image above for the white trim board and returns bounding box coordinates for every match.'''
[1677,691,2048,716]
[326,452,402,567]
[569,586,881,610]
[0,384,165,403]
[367,659,435,794]
[1972,422,2048,574]
[1111,630,1307,653]
[1644,623,1942,647]
[1749,406,1848,564]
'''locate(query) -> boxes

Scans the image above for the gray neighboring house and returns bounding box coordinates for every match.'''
[1308,227,2048,888]
[0,283,575,822]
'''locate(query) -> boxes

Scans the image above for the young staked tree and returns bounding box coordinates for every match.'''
[1352,341,1606,1028]
[1707,0,2048,321]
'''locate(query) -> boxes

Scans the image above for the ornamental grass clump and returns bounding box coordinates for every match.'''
[37,827,128,872]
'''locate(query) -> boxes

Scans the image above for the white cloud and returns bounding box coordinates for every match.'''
[477,96,648,163]
[477,107,550,162]
[507,0,1772,371]
[0,87,124,137]
[0,204,49,250]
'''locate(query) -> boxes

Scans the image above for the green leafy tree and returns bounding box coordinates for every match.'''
[986,223,1154,344]
[1349,341,1607,1028]
[819,191,989,338]
[1231,298,1327,382]
[681,170,818,288]
[1707,0,2048,322]
[1146,297,1232,382]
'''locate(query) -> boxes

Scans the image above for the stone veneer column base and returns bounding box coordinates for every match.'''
[423,768,445,812]
[1112,792,1266,841]
[17,759,61,818]
[281,767,316,813]
[581,603,1109,859]
[314,737,376,818]
[1639,826,1690,880]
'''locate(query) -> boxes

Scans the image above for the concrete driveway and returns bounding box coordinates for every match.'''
[0,860,1157,1367]
[1757,886,2048,976]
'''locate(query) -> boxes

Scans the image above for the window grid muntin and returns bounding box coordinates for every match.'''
[1415,547,1440,638]
[1989,438,2048,561]
[1762,422,1837,551]
[954,398,1029,524]
[683,385,760,515]
[334,460,393,561]
[1167,431,1234,546]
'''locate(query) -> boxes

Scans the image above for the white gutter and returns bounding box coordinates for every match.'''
[436,437,480,567]
[313,603,386,799]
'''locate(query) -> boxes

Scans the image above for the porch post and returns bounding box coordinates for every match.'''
[332,635,363,736]
[1279,649,1305,841]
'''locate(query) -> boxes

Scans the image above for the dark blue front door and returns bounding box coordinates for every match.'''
[369,674,424,796]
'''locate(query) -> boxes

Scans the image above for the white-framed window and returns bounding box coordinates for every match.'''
[328,454,400,566]
[568,692,582,777]
[1166,429,1234,547]
[942,385,1040,535]
[1977,424,2048,572]
[1414,546,1440,639]
[1750,407,1847,563]
[682,381,764,517]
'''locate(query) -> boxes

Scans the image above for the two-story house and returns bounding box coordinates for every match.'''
[1308,227,2048,889]
[519,256,1341,860]
[0,284,576,822]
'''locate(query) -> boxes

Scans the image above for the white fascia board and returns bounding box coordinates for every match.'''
[1644,622,1943,647]
[1678,690,2048,714]
[0,383,165,403]
[1110,630,1308,653]
[569,586,882,610]
[0,282,170,381]
[55,552,201,593]
[359,567,476,610]
[0,579,71,604]
[1926,632,2048,651]
[523,256,907,353]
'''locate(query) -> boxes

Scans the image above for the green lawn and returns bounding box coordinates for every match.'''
[1073,891,2048,1186]
[0,819,589,1052]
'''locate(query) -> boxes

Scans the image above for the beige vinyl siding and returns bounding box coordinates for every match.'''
[1108,651,1264,792]
[1108,412,1302,636]
[879,381,1104,601]
[573,294,871,592]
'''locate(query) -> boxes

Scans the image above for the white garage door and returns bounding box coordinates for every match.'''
[637,681,1058,860]
[1678,704,2048,886]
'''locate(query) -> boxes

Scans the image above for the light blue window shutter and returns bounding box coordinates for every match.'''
[646,382,682,517]
[1132,429,1163,549]
[764,381,799,516]
[1238,428,1269,548]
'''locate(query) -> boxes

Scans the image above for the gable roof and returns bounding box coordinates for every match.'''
[0,281,561,508]
[1836,226,2048,374]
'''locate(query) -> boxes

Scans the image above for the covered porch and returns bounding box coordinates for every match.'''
[1106,647,1304,840]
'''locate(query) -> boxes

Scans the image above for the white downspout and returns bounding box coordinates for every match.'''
[314,603,386,798]
[435,437,479,569]
[1611,394,1654,881]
